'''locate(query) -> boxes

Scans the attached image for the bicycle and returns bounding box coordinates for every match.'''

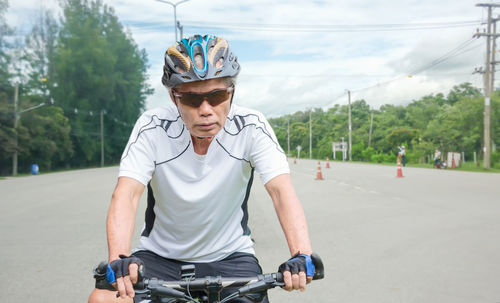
[94,253,324,303]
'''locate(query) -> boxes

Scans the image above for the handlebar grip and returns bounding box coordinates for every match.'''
[94,261,115,290]
[311,252,324,280]
[275,272,284,283]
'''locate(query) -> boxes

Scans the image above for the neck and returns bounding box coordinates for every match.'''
[192,135,213,155]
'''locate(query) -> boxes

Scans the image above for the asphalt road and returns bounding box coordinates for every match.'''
[1,160,499,302]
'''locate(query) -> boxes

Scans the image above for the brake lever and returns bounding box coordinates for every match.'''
[238,273,284,296]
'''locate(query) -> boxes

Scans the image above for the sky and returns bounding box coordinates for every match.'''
[6,0,490,117]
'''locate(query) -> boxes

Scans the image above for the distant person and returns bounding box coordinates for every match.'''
[88,34,320,303]
[398,145,406,167]
[434,149,442,168]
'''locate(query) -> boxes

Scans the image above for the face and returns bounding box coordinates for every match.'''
[171,78,233,138]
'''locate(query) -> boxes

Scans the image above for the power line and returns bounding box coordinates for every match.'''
[239,72,476,79]
[410,38,480,75]
[126,19,481,34]
[347,37,482,94]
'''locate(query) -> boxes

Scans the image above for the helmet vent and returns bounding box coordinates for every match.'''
[216,58,224,68]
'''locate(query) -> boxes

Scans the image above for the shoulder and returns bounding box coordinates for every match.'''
[137,104,180,125]
[224,104,271,134]
[229,104,266,120]
[131,104,185,139]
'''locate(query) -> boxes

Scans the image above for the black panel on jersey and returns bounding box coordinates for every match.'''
[240,168,254,236]
[142,183,157,237]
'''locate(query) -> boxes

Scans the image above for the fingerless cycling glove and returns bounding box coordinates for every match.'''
[106,254,144,284]
[278,253,315,277]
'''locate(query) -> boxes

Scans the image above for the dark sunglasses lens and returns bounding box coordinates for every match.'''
[179,89,230,107]
[180,94,203,107]
[206,90,230,106]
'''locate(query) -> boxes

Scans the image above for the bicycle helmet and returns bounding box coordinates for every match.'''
[162,34,240,88]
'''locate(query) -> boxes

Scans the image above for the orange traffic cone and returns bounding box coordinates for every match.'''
[294,157,297,164]
[452,154,456,169]
[396,157,404,178]
[326,157,330,168]
[315,161,324,180]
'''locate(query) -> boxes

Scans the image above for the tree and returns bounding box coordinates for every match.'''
[53,0,153,166]
[23,9,59,97]
[0,0,15,174]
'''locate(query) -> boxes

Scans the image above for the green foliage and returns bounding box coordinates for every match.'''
[361,146,376,162]
[51,0,153,167]
[0,0,152,175]
[0,0,15,174]
[269,82,500,167]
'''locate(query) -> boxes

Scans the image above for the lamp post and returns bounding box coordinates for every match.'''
[156,0,190,43]
[12,83,51,176]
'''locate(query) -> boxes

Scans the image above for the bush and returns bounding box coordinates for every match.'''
[352,142,365,161]
[383,153,396,163]
[492,151,499,167]
[362,146,376,162]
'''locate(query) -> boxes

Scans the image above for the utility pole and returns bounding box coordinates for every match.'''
[309,109,312,159]
[492,20,497,92]
[287,119,290,156]
[12,83,48,175]
[100,110,104,167]
[474,3,500,169]
[368,110,374,147]
[12,83,19,176]
[177,21,184,40]
[156,0,190,43]
[347,90,352,161]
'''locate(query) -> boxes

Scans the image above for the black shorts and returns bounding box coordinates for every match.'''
[132,250,269,303]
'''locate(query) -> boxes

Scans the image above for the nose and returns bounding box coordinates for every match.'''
[198,99,213,116]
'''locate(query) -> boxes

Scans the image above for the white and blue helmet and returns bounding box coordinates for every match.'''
[162,34,240,88]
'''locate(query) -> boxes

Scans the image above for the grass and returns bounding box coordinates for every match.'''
[400,160,500,173]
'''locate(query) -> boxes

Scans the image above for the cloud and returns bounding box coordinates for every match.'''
[8,0,487,117]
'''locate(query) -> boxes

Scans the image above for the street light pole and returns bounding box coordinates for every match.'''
[347,90,352,161]
[309,109,312,159]
[156,0,190,43]
[287,119,290,156]
[12,83,19,176]
[12,83,49,176]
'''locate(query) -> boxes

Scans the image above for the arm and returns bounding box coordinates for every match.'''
[265,173,313,291]
[106,176,145,298]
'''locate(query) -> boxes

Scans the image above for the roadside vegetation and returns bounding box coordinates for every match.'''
[1,0,498,176]
[270,83,500,171]
[0,0,152,175]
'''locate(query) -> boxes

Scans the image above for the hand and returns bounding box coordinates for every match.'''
[278,254,315,292]
[106,255,143,298]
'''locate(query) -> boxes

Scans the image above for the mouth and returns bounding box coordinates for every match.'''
[196,122,217,131]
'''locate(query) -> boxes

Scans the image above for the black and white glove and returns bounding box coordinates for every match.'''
[278,253,315,277]
[105,255,144,284]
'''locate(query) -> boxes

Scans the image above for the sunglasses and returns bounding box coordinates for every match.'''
[173,84,234,107]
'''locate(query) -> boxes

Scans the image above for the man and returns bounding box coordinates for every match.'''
[89,35,317,303]
[398,145,406,167]
[434,149,441,168]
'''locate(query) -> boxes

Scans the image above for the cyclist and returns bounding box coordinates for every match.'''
[88,35,316,303]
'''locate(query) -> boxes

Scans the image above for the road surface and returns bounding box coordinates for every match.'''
[1,159,499,302]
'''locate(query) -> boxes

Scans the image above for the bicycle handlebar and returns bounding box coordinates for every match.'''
[134,272,285,300]
[94,252,324,302]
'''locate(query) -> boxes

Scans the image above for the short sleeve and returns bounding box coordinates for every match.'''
[249,113,290,184]
[119,113,156,186]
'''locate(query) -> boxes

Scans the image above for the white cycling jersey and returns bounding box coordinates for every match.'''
[119,103,289,262]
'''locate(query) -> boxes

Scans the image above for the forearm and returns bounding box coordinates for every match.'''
[267,174,312,256]
[106,178,143,261]
[274,192,312,256]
